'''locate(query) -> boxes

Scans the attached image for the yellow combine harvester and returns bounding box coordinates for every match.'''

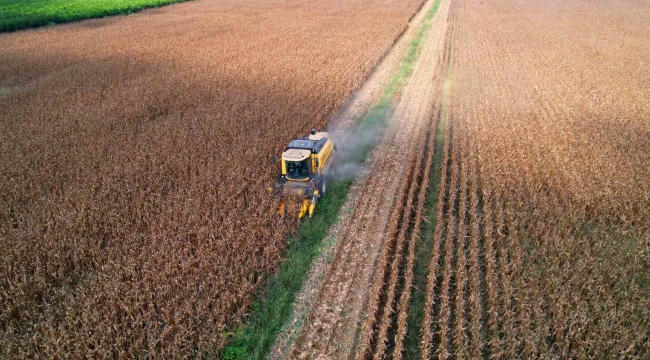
[269,128,336,218]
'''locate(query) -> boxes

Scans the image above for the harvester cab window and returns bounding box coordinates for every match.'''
[286,160,310,179]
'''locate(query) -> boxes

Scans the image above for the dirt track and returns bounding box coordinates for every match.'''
[285,0,452,357]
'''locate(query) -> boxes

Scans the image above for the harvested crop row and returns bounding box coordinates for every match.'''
[356,84,439,360]
[0,0,427,357]
[392,6,456,358]
[355,139,418,359]
[466,119,483,359]
[452,117,470,359]
[481,190,498,357]
[392,82,442,360]
[427,3,460,359]
[434,116,460,359]
[373,127,427,359]
[419,98,451,360]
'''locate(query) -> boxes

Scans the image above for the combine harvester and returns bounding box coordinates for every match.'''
[269,128,336,218]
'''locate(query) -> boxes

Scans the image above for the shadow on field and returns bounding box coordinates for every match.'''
[0,48,344,358]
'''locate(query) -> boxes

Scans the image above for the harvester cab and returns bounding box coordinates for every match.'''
[269,128,336,218]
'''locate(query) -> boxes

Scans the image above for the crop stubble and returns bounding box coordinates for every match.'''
[0,0,426,357]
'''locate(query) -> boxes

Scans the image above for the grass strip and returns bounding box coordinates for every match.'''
[0,0,193,32]
[218,1,443,358]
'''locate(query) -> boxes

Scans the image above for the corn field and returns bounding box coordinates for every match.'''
[0,0,425,357]
[2,0,648,357]
[343,0,648,358]
[418,0,649,358]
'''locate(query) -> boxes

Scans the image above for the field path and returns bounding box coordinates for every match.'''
[285,0,451,358]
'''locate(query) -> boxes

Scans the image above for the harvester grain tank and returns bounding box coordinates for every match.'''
[269,128,336,218]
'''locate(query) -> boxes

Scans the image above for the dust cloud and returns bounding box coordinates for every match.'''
[328,120,383,182]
